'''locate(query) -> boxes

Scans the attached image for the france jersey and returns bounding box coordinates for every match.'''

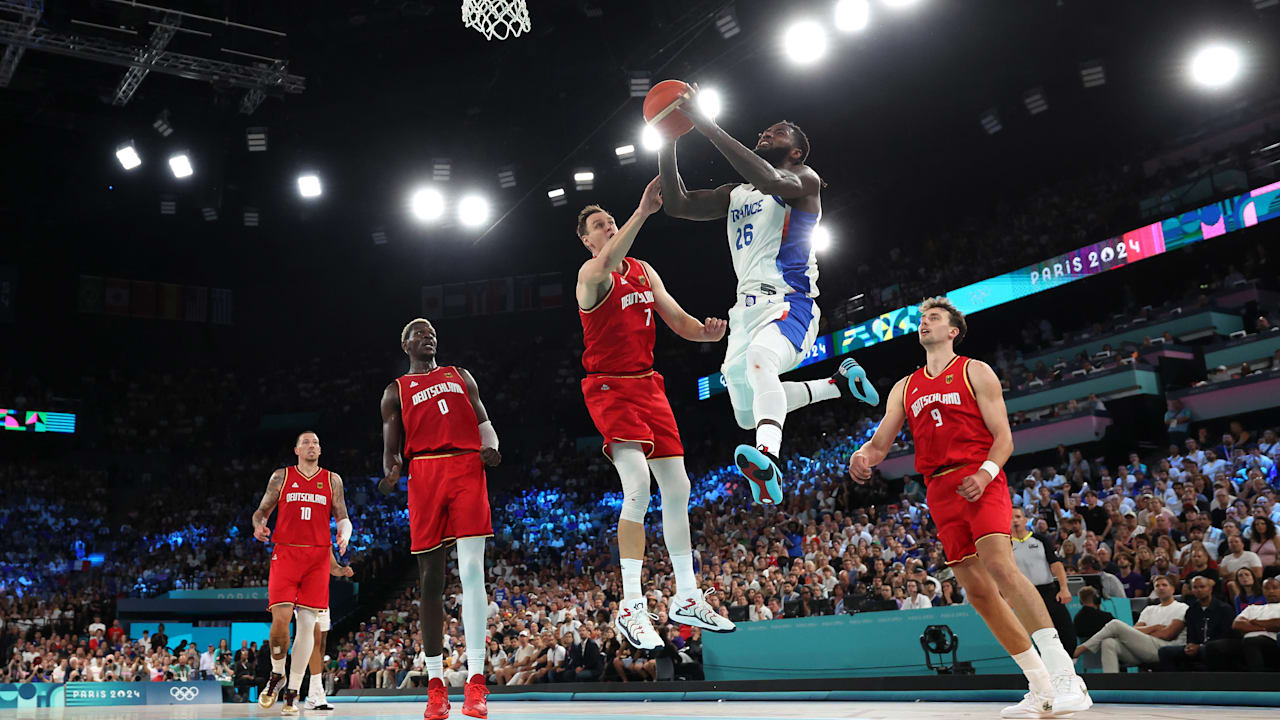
[726,184,821,300]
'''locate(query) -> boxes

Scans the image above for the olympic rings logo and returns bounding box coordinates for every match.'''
[169,686,201,702]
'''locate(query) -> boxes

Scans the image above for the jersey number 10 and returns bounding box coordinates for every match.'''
[735,223,754,250]
[300,507,312,520]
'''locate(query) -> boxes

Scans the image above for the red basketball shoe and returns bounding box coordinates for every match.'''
[423,678,450,720]
[462,674,489,718]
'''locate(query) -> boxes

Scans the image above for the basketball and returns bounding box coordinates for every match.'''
[643,79,694,139]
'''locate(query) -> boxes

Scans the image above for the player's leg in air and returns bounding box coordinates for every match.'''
[726,317,878,505]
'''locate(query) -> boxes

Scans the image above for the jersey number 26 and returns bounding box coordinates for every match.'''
[735,223,754,250]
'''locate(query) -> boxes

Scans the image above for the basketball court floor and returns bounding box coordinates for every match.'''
[3,702,1274,720]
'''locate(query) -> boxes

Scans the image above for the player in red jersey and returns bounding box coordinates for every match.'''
[848,298,1090,719]
[251,431,351,715]
[576,177,738,651]
[379,319,498,720]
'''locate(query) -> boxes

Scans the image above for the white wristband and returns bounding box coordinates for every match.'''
[980,460,1001,480]
[336,518,352,546]
[478,420,498,451]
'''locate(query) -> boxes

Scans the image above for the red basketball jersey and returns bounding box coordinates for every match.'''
[273,466,333,546]
[580,257,656,374]
[902,356,994,478]
[396,366,481,457]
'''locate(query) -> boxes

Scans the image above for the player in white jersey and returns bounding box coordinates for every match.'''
[658,84,877,506]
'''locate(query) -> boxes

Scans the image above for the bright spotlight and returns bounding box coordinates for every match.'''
[168,153,193,179]
[641,124,663,151]
[1189,44,1241,88]
[882,0,922,8]
[410,187,446,222]
[698,88,722,121]
[784,20,827,65]
[834,0,870,32]
[812,225,832,252]
[458,195,490,227]
[116,144,141,170]
[297,174,322,199]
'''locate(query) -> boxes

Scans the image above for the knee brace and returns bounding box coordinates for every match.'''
[613,444,651,524]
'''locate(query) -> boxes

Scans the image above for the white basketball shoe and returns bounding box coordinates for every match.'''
[1001,688,1057,719]
[614,598,663,650]
[670,588,737,633]
[1052,673,1091,715]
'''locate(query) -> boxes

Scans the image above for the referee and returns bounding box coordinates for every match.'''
[1010,506,1076,654]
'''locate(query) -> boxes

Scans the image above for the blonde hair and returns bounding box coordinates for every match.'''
[400,318,430,343]
[920,296,967,347]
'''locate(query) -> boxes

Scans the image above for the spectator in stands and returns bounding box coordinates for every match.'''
[898,580,931,610]
[1113,555,1147,598]
[1158,575,1237,671]
[1079,491,1109,537]
[1178,546,1220,596]
[1077,555,1125,599]
[1208,577,1280,671]
[1073,575,1188,673]
[1072,587,1112,648]
[233,651,253,702]
[1220,535,1263,584]
[1247,516,1279,571]
[1230,568,1266,613]
[1164,399,1191,445]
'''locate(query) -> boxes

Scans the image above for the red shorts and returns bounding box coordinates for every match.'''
[267,544,330,611]
[581,370,683,460]
[408,451,493,554]
[926,462,1012,566]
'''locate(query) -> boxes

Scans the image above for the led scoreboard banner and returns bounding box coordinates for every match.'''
[2,409,76,433]
[697,179,1280,399]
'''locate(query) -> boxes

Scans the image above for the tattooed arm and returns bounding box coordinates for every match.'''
[252,468,286,542]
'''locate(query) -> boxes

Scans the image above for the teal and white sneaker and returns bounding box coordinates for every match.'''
[837,358,880,406]
[735,444,783,505]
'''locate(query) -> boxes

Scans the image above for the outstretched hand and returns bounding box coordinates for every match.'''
[677,82,715,131]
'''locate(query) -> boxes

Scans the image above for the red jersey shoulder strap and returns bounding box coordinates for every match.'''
[959,356,978,400]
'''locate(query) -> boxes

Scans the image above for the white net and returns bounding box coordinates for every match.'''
[461,0,531,41]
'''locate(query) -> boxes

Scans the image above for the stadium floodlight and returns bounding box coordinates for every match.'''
[168,153,193,178]
[547,187,568,207]
[1023,87,1048,115]
[498,166,517,189]
[246,127,267,152]
[433,158,451,182]
[1189,44,1241,88]
[410,186,446,222]
[615,144,637,166]
[297,174,322,199]
[159,196,176,215]
[116,143,141,170]
[979,108,1002,135]
[715,5,741,39]
[812,225,832,252]
[834,0,870,32]
[641,124,663,151]
[574,170,595,191]
[698,87,722,121]
[783,20,827,65]
[1079,59,1106,88]
[628,71,651,98]
[458,195,490,227]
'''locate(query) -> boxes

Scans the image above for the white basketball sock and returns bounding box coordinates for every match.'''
[783,379,840,411]
[1011,647,1052,695]
[425,654,444,682]
[621,558,643,601]
[309,673,323,698]
[271,654,285,675]
[1031,627,1075,677]
[466,648,487,680]
[670,553,697,595]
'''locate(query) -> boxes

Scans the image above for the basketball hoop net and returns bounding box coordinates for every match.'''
[461,0,530,41]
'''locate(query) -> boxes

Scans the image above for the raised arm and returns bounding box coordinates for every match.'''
[639,260,726,343]
[251,468,286,542]
[459,367,502,467]
[657,141,734,221]
[329,471,352,555]
[849,377,909,480]
[577,177,665,309]
[378,382,403,495]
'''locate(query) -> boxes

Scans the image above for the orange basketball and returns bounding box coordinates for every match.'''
[643,79,694,139]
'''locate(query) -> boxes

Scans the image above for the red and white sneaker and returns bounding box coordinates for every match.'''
[423,678,450,720]
[462,673,489,718]
[614,598,662,650]
[671,588,737,633]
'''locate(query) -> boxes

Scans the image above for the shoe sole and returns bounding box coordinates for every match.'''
[735,446,781,505]
[425,710,451,720]
[614,619,662,650]
[670,609,736,633]
[462,709,488,719]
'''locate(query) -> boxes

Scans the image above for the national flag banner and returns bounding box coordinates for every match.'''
[538,272,563,309]
[468,281,488,317]
[211,288,233,325]
[104,278,130,316]
[78,275,104,314]
[443,283,467,318]
[488,277,514,314]
[158,283,181,320]
[184,286,209,322]
[130,281,156,318]
[421,285,443,318]
[515,275,537,312]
